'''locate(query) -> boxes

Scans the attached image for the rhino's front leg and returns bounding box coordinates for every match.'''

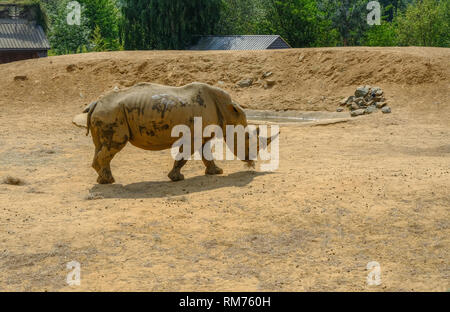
[168,159,188,182]
[202,141,223,175]
[202,158,223,175]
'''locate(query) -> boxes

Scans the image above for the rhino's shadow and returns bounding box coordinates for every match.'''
[89,171,272,199]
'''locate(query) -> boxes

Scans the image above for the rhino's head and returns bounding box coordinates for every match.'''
[208,85,278,168]
[241,124,279,169]
[223,102,279,168]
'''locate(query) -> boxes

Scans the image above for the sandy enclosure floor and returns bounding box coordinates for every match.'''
[0,48,449,291]
[0,108,448,291]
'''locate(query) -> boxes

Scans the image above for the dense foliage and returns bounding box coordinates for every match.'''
[120,0,222,50]
[42,0,91,54]
[395,0,449,47]
[34,0,449,54]
[78,0,121,51]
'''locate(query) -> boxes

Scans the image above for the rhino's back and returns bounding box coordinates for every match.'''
[119,83,219,150]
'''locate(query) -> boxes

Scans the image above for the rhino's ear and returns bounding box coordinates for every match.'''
[227,102,239,114]
[209,86,239,120]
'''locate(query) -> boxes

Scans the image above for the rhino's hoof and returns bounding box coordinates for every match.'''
[97,176,115,184]
[168,171,184,182]
[205,166,223,175]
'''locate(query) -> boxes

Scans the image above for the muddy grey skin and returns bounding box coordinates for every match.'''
[83,82,277,184]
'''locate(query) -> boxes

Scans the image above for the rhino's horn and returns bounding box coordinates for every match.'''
[266,132,279,146]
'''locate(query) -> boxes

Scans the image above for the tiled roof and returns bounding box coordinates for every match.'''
[190,35,291,50]
[0,19,50,50]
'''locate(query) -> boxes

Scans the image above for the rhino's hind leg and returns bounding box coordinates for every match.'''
[168,160,188,182]
[93,146,124,184]
[91,126,128,184]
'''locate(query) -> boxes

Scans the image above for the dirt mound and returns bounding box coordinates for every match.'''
[0,47,449,112]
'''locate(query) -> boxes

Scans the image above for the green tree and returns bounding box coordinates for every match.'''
[121,0,222,50]
[363,20,398,46]
[396,0,449,47]
[91,25,107,51]
[377,0,414,21]
[319,0,368,46]
[43,0,91,55]
[262,0,336,47]
[216,0,269,35]
[78,0,121,50]
[362,1,399,46]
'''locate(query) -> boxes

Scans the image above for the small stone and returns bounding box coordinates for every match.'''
[371,87,383,96]
[262,71,273,78]
[376,101,387,108]
[365,105,377,114]
[355,97,368,108]
[66,64,76,72]
[143,261,153,268]
[355,86,370,98]
[381,106,391,114]
[153,234,162,243]
[351,109,365,117]
[359,101,368,108]
[336,107,344,112]
[2,176,25,185]
[14,75,27,81]
[354,97,364,105]
[371,86,381,92]
[340,96,354,106]
[350,103,359,111]
[217,80,225,85]
[264,80,276,89]
[237,79,253,88]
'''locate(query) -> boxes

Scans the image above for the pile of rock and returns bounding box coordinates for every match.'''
[337,86,391,117]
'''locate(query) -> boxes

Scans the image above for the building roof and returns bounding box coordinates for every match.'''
[0,18,50,50]
[190,35,291,51]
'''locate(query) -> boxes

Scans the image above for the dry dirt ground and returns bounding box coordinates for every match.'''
[0,47,449,291]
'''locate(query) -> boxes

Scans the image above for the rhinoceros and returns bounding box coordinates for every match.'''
[82,82,277,184]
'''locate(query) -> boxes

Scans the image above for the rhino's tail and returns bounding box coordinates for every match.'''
[85,101,98,136]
